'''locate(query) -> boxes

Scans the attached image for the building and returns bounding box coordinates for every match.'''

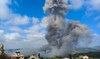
[63,58,70,59]
[29,53,41,59]
[29,55,39,59]
[10,50,24,59]
[79,55,89,59]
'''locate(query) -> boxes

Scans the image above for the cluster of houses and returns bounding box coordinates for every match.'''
[0,43,89,59]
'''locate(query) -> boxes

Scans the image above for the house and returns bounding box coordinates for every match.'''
[63,58,70,59]
[10,50,24,59]
[79,55,89,59]
[29,55,40,59]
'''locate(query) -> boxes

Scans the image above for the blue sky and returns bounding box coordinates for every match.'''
[10,0,100,34]
[0,0,100,49]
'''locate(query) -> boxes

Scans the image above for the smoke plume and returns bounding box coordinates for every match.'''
[41,0,91,57]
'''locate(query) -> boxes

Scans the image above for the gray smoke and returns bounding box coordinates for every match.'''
[41,0,91,57]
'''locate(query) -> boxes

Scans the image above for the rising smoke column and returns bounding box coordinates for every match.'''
[42,0,91,57]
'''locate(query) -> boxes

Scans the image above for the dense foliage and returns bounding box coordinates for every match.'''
[0,53,10,59]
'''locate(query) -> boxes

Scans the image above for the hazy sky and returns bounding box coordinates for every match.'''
[0,0,100,49]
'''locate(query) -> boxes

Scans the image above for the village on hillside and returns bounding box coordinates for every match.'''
[0,44,100,59]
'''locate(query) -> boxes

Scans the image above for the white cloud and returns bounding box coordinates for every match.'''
[89,0,100,10]
[26,17,48,34]
[7,15,30,25]
[90,34,100,47]
[30,24,41,31]
[9,26,23,32]
[0,30,23,42]
[32,17,40,24]
[0,0,47,49]
[0,0,11,19]
[70,0,84,10]
[40,17,48,28]
[69,0,100,11]
[3,39,48,49]
[0,29,47,49]
[26,33,45,41]
[0,15,48,48]
[0,28,47,44]
[0,30,5,42]
[0,0,30,25]
[0,30,4,34]
[4,32,23,41]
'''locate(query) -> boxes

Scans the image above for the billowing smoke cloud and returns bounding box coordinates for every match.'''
[41,0,91,58]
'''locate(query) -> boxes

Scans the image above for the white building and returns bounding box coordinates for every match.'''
[79,55,89,59]
[10,50,24,59]
[63,58,70,59]
[29,55,40,59]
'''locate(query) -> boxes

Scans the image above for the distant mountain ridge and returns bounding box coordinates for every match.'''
[5,48,40,56]
[94,46,100,49]
[75,47,100,53]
